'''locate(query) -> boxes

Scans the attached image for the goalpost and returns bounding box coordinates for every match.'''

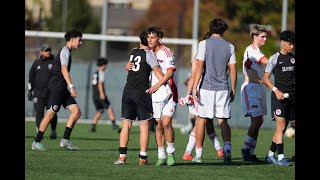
[25,30,198,59]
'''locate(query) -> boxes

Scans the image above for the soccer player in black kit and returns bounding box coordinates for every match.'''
[89,58,120,133]
[32,29,83,151]
[28,43,58,139]
[263,30,295,166]
[114,30,170,165]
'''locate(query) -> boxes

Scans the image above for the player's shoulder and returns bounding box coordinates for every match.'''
[159,45,173,57]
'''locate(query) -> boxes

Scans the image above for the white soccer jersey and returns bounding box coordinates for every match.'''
[151,45,178,102]
[242,44,266,81]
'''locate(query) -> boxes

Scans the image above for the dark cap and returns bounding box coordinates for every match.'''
[40,43,51,51]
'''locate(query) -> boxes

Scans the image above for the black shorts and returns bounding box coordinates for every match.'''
[121,88,153,121]
[47,87,77,112]
[93,98,111,112]
[271,92,295,121]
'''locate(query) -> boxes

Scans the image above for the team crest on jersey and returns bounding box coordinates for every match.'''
[53,105,58,111]
[37,65,41,69]
[48,64,53,69]
[158,59,163,63]
[290,58,295,64]
[275,109,281,116]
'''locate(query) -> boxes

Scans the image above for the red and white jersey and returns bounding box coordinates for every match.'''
[242,44,266,81]
[151,45,178,102]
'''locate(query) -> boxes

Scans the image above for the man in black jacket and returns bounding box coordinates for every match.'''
[28,44,58,139]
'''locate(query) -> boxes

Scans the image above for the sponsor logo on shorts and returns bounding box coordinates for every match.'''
[48,64,53,69]
[33,97,38,103]
[275,109,281,116]
[53,105,58,111]
[290,58,295,64]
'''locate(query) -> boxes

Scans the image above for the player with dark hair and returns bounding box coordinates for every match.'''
[146,25,178,166]
[264,30,295,166]
[32,29,83,151]
[28,43,58,139]
[192,18,237,164]
[89,57,120,133]
[114,30,168,165]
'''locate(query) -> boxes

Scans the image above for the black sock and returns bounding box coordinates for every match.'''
[112,120,116,125]
[276,143,284,154]
[34,131,44,142]
[63,127,73,140]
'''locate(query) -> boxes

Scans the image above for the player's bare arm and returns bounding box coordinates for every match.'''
[228,63,237,102]
[61,64,77,98]
[192,59,204,101]
[263,72,284,100]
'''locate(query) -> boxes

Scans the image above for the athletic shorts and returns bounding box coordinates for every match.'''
[93,98,111,112]
[271,92,295,121]
[240,82,267,118]
[47,87,77,112]
[152,100,177,119]
[197,89,231,119]
[121,88,153,121]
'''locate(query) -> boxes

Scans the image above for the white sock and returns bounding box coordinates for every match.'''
[158,147,166,159]
[243,134,253,149]
[250,140,257,155]
[195,146,202,158]
[208,133,222,151]
[120,154,126,158]
[185,132,196,154]
[166,142,175,154]
[268,150,275,157]
[278,154,284,161]
[140,151,147,157]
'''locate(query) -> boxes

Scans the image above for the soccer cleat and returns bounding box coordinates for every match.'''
[265,155,277,164]
[182,153,193,161]
[60,138,78,150]
[155,158,166,166]
[241,148,251,161]
[217,149,224,158]
[192,156,202,163]
[277,158,291,166]
[166,154,175,166]
[114,157,126,165]
[138,158,148,165]
[50,131,57,139]
[290,154,295,162]
[248,155,263,163]
[111,124,119,130]
[32,141,46,150]
[89,125,96,132]
[223,150,232,164]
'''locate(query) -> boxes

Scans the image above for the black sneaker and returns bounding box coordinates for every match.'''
[290,154,295,162]
[248,155,264,163]
[50,131,57,139]
[241,148,251,161]
[111,124,119,130]
[223,150,232,164]
[89,125,96,132]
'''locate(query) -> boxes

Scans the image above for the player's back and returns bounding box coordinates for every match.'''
[125,48,153,91]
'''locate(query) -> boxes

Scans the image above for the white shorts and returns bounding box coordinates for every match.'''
[240,82,267,118]
[197,89,231,119]
[152,100,177,119]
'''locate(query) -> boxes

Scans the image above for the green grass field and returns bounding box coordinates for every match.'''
[25,121,295,180]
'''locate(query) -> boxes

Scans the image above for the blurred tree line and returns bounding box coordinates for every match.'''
[25,0,294,68]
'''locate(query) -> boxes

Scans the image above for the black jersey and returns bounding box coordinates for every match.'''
[125,48,158,91]
[92,70,106,99]
[265,52,295,93]
[28,54,55,91]
[49,46,72,89]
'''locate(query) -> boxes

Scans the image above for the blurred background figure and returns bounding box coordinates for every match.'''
[89,57,120,133]
[28,43,58,139]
